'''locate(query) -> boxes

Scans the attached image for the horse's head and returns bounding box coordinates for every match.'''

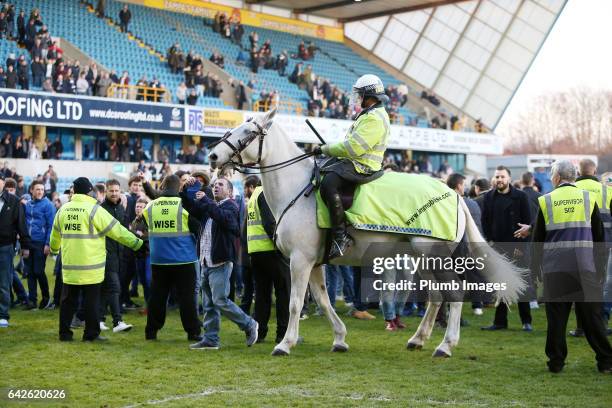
[208,108,277,170]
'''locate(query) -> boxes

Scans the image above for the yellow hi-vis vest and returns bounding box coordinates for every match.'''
[538,185,596,274]
[143,196,197,265]
[321,105,390,174]
[576,178,612,231]
[246,186,275,254]
[50,194,143,285]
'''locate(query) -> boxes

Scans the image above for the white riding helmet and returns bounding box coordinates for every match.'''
[349,74,389,111]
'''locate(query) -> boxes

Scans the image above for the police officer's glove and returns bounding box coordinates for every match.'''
[312,146,323,155]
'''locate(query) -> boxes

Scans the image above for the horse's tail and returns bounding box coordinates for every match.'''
[459,198,527,304]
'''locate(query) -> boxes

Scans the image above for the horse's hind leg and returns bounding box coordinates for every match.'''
[433,301,462,357]
[272,252,312,356]
[308,265,348,352]
[406,301,442,350]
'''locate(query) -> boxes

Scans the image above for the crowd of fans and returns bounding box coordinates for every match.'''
[0,4,167,101]
[0,133,63,160]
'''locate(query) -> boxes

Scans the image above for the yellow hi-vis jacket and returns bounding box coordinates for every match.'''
[246,186,275,254]
[50,194,143,285]
[576,178,612,231]
[321,105,390,174]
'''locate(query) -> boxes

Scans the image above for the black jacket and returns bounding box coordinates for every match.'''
[522,186,542,225]
[101,198,127,273]
[0,190,31,249]
[119,9,131,23]
[180,192,240,265]
[481,185,531,254]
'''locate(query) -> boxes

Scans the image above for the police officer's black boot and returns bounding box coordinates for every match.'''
[329,193,352,259]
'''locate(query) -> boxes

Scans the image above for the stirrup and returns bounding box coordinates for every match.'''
[329,232,353,259]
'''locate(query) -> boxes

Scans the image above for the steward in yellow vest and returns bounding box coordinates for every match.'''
[315,74,391,258]
[246,183,291,343]
[50,177,143,342]
[141,174,201,341]
[576,172,612,243]
[529,161,612,374]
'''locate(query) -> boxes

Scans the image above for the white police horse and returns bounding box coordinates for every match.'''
[208,108,525,358]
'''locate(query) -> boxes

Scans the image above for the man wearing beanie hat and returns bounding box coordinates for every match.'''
[50,177,143,342]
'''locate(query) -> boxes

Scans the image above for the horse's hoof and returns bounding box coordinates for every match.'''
[432,349,451,358]
[406,342,423,350]
[271,348,289,356]
[331,343,349,352]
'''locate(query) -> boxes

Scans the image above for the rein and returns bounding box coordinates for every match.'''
[207,119,317,175]
[207,120,321,244]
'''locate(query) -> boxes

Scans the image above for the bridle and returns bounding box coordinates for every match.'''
[207,118,317,174]
[207,118,268,167]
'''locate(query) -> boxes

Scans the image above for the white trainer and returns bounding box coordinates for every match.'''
[473,308,483,316]
[0,319,9,328]
[100,322,110,331]
[113,321,133,333]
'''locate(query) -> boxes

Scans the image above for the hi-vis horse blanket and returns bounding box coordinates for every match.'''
[316,172,459,242]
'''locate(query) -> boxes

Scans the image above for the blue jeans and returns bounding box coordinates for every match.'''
[201,262,255,345]
[135,256,151,303]
[0,244,15,320]
[25,242,49,304]
[12,269,28,303]
[325,265,354,307]
[381,268,411,320]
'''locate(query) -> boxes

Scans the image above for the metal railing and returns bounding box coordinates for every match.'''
[253,99,303,115]
[107,84,171,103]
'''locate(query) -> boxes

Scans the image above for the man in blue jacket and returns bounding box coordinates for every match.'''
[180,176,258,350]
[24,180,55,309]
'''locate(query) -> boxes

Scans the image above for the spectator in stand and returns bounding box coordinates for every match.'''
[42,78,53,93]
[5,64,17,89]
[0,134,12,158]
[31,56,44,87]
[96,0,106,18]
[76,71,89,95]
[276,50,288,76]
[148,77,164,102]
[249,47,260,74]
[187,88,198,105]
[42,172,56,199]
[47,137,63,160]
[30,37,43,59]
[288,62,302,84]
[0,66,6,88]
[176,82,187,104]
[96,71,112,97]
[64,68,76,94]
[230,79,248,110]
[86,63,98,89]
[209,51,224,69]
[119,4,131,33]
[13,135,27,158]
[118,71,129,99]
[0,11,8,40]
[44,165,58,182]
[232,20,244,46]
[16,8,25,44]
[248,31,258,49]
[296,41,308,60]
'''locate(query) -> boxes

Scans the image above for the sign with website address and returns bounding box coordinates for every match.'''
[0,89,184,134]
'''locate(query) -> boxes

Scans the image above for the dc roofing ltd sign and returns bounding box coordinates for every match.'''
[0,89,184,134]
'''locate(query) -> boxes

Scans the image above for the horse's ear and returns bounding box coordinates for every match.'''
[260,107,277,130]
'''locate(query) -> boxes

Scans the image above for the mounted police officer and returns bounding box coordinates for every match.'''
[530,160,612,374]
[314,74,390,258]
